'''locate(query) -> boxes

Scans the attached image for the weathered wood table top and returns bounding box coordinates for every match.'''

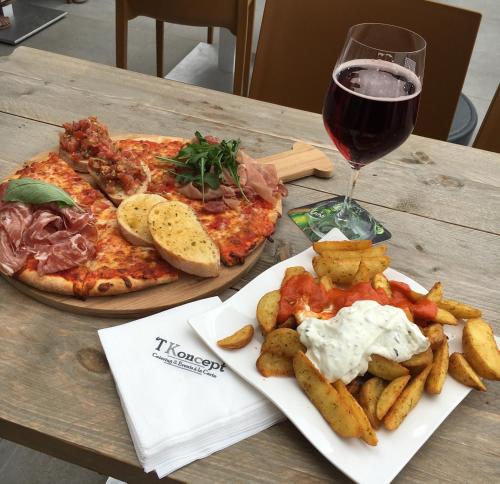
[0,47,499,483]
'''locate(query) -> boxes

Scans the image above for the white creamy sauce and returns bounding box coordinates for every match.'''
[297,300,429,383]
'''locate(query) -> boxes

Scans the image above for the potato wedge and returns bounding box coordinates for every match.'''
[256,290,280,335]
[462,318,500,380]
[316,246,387,259]
[278,316,297,330]
[372,273,392,297]
[261,328,305,358]
[257,352,294,377]
[351,259,372,285]
[358,377,386,429]
[319,275,335,291]
[376,374,411,420]
[217,324,254,350]
[312,240,372,253]
[281,266,306,285]
[346,378,362,396]
[426,282,443,303]
[401,347,433,374]
[383,364,432,430]
[425,339,449,394]
[293,352,361,438]
[433,307,458,325]
[368,355,409,381]
[448,353,486,391]
[422,324,446,350]
[333,380,378,446]
[437,299,482,320]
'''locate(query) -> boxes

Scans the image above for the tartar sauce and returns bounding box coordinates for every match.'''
[297,300,429,383]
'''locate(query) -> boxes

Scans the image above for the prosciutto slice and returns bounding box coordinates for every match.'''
[0,185,97,276]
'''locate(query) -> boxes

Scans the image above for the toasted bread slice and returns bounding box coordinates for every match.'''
[88,161,151,206]
[148,201,220,277]
[117,193,167,246]
[59,149,89,173]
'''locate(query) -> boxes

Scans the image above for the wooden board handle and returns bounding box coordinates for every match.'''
[257,142,334,182]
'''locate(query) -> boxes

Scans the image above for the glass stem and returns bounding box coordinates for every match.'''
[338,168,360,220]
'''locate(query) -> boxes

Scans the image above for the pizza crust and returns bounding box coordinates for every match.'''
[86,272,177,296]
[17,269,76,296]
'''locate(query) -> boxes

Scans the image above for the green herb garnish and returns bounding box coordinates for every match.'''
[156,131,248,202]
[4,178,76,207]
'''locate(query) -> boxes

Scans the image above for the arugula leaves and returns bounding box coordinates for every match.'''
[157,131,247,201]
[3,178,76,207]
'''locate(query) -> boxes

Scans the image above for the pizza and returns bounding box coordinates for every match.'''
[0,117,286,297]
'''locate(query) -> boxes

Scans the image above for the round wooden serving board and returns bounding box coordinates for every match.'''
[3,135,333,317]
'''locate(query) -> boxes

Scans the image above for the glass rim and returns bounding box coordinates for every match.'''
[347,22,427,55]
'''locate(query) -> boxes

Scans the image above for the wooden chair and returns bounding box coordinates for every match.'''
[473,85,500,153]
[249,0,481,141]
[116,0,255,95]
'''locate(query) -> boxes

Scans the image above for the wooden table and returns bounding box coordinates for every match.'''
[0,47,499,483]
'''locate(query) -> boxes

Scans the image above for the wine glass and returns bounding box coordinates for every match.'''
[309,23,426,240]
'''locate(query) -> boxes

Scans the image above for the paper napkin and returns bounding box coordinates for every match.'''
[99,298,282,478]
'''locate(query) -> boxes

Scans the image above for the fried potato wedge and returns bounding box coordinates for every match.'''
[376,374,411,420]
[257,352,294,377]
[261,328,305,358]
[462,318,500,380]
[372,273,392,297]
[319,275,335,291]
[334,380,378,446]
[383,364,432,430]
[217,324,254,349]
[425,339,449,394]
[425,282,443,303]
[346,378,362,397]
[256,290,280,335]
[316,246,387,259]
[282,266,306,285]
[313,240,372,253]
[358,377,386,429]
[422,324,446,350]
[433,307,458,325]
[368,355,409,381]
[437,299,482,320]
[277,316,297,330]
[401,347,433,374]
[293,352,361,438]
[351,259,372,285]
[448,353,486,391]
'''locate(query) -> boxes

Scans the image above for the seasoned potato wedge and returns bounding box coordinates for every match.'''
[448,353,486,391]
[281,266,306,285]
[346,378,362,396]
[261,328,305,358]
[277,316,297,330]
[293,352,361,438]
[333,380,378,446]
[462,319,500,380]
[256,290,280,335]
[368,355,409,381]
[401,347,433,374]
[376,374,411,420]
[433,308,458,325]
[351,259,372,285]
[257,352,294,377]
[425,282,443,303]
[319,275,335,291]
[422,324,446,350]
[383,364,432,430]
[312,240,372,253]
[425,339,449,394]
[372,273,392,297]
[438,299,482,320]
[358,377,386,429]
[315,246,387,260]
[217,324,254,349]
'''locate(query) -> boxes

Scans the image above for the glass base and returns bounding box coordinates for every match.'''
[308,200,377,240]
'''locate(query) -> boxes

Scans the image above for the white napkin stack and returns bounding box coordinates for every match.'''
[99,297,282,478]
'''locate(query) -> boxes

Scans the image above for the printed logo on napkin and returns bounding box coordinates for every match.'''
[288,196,392,243]
[153,336,226,378]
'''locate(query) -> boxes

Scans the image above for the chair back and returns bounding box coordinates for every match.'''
[249,0,481,141]
[473,85,500,153]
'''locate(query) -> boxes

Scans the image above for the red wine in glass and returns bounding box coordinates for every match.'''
[323,59,422,169]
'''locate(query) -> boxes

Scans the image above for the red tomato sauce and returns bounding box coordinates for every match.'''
[278,275,437,323]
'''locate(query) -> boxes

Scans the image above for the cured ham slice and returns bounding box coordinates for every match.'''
[0,188,97,276]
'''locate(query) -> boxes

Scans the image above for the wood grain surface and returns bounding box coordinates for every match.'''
[0,48,499,484]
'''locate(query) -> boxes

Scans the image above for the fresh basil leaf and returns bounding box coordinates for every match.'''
[4,178,76,207]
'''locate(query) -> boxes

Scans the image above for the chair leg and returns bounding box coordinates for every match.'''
[156,20,164,78]
[207,26,214,44]
[242,0,255,96]
[233,0,250,95]
[115,0,128,69]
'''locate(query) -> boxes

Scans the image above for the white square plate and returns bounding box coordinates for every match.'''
[189,236,477,483]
